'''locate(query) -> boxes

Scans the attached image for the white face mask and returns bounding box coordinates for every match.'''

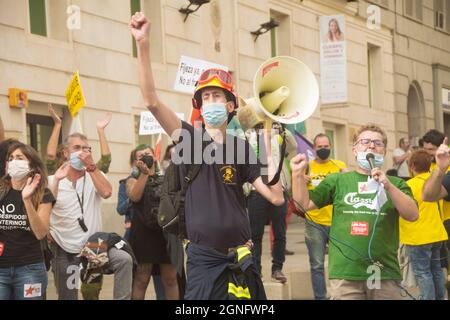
[8,159,30,180]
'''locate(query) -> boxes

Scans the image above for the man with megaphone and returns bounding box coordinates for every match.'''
[130,12,284,300]
[305,133,347,300]
[291,124,418,300]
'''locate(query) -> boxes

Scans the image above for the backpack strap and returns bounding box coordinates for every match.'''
[181,164,202,194]
[177,164,201,239]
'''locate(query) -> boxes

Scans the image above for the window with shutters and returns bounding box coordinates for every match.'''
[28,0,69,41]
[434,0,450,33]
[367,43,383,109]
[29,0,47,36]
[130,0,164,62]
[404,0,423,22]
[269,10,290,57]
[130,0,141,58]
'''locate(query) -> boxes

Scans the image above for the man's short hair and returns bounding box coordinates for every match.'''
[408,149,432,174]
[352,124,387,147]
[64,132,88,147]
[422,129,445,148]
[313,133,330,146]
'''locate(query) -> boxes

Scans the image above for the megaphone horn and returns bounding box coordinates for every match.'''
[237,56,319,132]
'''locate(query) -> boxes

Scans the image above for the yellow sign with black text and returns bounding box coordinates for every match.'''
[65,71,86,117]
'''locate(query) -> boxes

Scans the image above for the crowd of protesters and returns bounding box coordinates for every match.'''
[0,11,448,301]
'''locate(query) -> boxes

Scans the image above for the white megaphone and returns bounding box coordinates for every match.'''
[237,56,319,132]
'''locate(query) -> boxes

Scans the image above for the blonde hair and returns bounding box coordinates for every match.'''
[352,124,387,147]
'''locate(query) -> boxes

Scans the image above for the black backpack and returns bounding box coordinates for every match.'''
[78,232,136,284]
[157,163,201,238]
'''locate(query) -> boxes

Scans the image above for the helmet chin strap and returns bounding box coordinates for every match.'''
[227,110,236,124]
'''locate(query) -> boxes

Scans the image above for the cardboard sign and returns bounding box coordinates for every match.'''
[139,112,184,135]
[174,55,228,94]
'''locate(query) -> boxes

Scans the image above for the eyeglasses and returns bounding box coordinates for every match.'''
[356,139,385,147]
[197,68,233,90]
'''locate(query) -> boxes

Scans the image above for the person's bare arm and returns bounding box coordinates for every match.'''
[47,104,62,160]
[22,175,52,240]
[78,151,112,199]
[372,168,418,222]
[423,138,450,201]
[125,160,152,202]
[95,112,112,173]
[96,112,111,157]
[291,153,317,211]
[393,151,410,165]
[50,162,70,199]
[252,129,284,206]
[130,12,181,140]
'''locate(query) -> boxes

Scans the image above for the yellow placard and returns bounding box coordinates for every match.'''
[65,71,86,117]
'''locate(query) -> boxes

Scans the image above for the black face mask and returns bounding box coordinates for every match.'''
[316,148,331,160]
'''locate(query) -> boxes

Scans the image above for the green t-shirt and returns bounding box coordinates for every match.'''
[310,171,413,280]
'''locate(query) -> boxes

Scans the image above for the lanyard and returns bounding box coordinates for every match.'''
[74,174,86,216]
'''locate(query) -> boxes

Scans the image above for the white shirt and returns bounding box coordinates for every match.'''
[49,173,106,253]
[393,148,410,178]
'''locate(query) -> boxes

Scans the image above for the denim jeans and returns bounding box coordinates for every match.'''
[406,242,446,300]
[304,219,330,300]
[248,191,288,274]
[0,262,48,300]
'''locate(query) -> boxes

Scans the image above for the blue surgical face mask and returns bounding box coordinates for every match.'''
[202,102,228,128]
[356,151,384,171]
[70,151,85,171]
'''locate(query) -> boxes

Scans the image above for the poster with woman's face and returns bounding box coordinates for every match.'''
[320,15,346,43]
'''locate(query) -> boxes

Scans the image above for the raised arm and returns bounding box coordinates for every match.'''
[130,12,181,140]
[371,167,418,222]
[47,104,62,161]
[291,153,317,211]
[50,162,70,200]
[78,150,112,199]
[95,112,112,173]
[252,129,284,206]
[22,175,52,240]
[126,160,153,202]
[423,137,450,201]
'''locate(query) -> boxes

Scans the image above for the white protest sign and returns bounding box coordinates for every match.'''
[139,112,184,135]
[174,55,228,94]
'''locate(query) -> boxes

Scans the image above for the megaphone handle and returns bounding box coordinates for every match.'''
[264,118,273,131]
[267,126,287,186]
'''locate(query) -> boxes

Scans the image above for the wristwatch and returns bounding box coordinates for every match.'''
[86,164,97,172]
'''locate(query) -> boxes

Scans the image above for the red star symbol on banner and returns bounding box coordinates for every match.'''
[25,286,34,296]
[359,184,367,193]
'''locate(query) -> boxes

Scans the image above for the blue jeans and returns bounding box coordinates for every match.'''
[304,219,330,300]
[407,242,446,300]
[0,262,48,300]
[248,191,287,274]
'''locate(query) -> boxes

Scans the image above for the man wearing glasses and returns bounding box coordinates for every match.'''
[48,133,132,300]
[291,124,418,299]
[131,12,284,299]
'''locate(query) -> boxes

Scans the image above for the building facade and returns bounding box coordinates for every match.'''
[1,0,449,233]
